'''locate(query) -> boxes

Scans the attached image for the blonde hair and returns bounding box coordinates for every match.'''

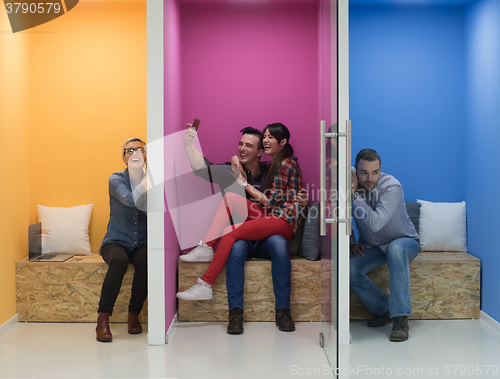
[122,136,146,155]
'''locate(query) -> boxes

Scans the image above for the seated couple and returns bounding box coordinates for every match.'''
[176,122,308,334]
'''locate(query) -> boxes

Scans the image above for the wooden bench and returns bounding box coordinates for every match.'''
[350,252,480,319]
[178,252,480,321]
[16,256,148,323]
[178,256,321,322]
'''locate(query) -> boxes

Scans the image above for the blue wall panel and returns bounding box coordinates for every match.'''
[351,2,500,323]
[350,5,465,202]
[465,0,500,323]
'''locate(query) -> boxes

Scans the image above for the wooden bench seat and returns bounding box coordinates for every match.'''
[350,252,480,320]
[178,256,321,322]
[179,252,480,322]
[16,256,148,323]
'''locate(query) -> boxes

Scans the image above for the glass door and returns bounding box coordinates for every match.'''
[320,0,350,372]
[320,120,339,368]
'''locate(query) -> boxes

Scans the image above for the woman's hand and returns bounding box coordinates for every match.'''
[231,165,247,187]
[293,188,309,207]
[230,155,242,171]
[140,175,147,190]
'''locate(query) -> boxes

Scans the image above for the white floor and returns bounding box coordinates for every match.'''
[0,319,499,379]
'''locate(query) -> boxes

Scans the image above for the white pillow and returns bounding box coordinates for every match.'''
[417,199,467,252]
[38,204,93,255]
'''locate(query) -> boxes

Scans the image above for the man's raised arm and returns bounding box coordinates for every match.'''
[183,124,204,170]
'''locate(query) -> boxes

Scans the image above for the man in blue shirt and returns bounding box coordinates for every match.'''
[350,149,420,342]
[181,126,307,334]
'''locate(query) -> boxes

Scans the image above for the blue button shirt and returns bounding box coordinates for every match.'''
[101,169,147,253]
[352,173,419,252]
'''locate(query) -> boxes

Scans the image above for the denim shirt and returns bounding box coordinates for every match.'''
[101,169,147,253]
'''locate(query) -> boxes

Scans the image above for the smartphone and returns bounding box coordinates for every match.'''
[192,118,201,132]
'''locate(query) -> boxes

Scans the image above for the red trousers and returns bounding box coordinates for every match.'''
[201,192,293,285]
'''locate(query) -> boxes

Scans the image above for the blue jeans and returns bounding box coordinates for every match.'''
[226,234,291,312]
[350,237,420,318]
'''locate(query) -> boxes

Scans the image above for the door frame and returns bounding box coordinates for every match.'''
[338,0,350,346]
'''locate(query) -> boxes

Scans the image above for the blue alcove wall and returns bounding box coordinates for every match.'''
[350,0,500,323]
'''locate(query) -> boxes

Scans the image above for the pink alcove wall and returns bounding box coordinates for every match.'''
[164,0,182,330]
[180,1,320,188]
[164,0,335,334]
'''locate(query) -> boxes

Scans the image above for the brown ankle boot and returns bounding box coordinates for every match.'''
[96,312,112,342]
[128,312,143,334]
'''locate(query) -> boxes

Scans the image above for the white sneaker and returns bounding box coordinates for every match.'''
[179,241,214,262]
[176,278,213,300]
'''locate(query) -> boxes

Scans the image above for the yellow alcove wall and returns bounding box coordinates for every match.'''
[0,10,33,326]
[0,0,147,325]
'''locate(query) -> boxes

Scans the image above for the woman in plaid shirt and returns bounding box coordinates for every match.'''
[177,123,304,301]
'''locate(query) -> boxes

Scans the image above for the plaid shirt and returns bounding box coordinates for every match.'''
[265,156,303,234]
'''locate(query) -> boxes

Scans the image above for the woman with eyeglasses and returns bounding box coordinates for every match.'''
[96,137,148,342]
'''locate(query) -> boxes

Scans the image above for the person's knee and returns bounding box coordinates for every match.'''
[386,242,412,263]
[223,192,240,204]
[267,235,289,260]
[109,255,129,271]
[227,240,248,264]
[349,258,363,282]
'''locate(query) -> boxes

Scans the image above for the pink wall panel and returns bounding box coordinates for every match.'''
[164,0,333,332]
[164,0,182,332]
[179,2,321,189]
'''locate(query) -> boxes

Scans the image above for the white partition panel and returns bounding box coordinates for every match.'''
[147,0,166,346]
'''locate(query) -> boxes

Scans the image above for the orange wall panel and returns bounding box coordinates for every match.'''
[0,10,34,325]
[0,1,146,325]
[29,1,147,254]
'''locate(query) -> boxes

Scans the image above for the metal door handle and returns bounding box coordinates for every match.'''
[320,120,352,236]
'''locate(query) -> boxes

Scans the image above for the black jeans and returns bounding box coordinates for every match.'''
[98,243,147,316]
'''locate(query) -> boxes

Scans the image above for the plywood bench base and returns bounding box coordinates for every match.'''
[178,257,321,322]
[180,252,480,322]
[350,252,481,320]
[16,256,147,323]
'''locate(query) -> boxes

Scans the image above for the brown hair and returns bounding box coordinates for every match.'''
[355,148,381,169]
[122,136,146,155]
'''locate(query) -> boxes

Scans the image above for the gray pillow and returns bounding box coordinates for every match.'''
[405,202,421,235]
[297,203,321,261]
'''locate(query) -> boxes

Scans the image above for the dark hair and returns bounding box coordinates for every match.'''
[355,149,381,169]
[262,123,294,190]
[240,127,263,150]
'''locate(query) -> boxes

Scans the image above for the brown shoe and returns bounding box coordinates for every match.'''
[276,309,295,332]
[128,312,143,334]
[227,308,244,335]
[96,312,112,342]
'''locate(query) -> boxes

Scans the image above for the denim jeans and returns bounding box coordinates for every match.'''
[349,237,420,318]
[226,234,291,312]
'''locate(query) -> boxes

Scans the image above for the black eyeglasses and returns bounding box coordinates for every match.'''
[124,147,146,155]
